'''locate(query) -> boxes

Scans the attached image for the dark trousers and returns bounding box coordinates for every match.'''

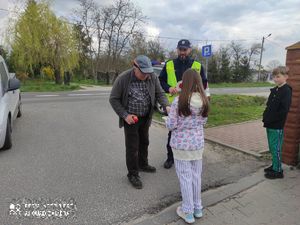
[166,131,174,161]
[124,116,150,176]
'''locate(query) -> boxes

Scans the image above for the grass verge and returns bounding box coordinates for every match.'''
[20,79,112,92]
[20,80,81,92]
[153,94,266,128]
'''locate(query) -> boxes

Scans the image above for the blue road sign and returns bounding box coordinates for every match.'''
[202,45,212,57]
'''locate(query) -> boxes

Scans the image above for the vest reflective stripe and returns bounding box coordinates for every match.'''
[192,61,201,73]
[166,60,202,103]
[166,60,177,87]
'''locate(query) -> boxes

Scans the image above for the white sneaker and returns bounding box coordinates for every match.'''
[176,206,195,224]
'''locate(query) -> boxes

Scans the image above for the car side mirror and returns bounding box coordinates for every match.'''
[7,78,21,92]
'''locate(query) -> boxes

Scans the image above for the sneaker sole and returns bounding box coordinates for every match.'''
[139,169,156,173]
[176,207,195,224]
[194,213,203,219]
[264,174,284,179]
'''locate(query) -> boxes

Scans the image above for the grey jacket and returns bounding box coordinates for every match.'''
[109,68,169,128]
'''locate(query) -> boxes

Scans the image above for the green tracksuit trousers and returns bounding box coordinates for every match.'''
[266,128,284,172]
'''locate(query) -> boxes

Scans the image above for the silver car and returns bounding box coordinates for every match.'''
[0,55,22,150]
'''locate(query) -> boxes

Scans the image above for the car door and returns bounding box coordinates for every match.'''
[8,73,20,119]
[0,61,18,119]
[0,60,9,133]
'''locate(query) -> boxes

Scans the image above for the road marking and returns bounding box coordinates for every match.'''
[35,95,60,97]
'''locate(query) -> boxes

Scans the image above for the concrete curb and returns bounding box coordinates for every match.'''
[127,169,265,225]
[78,85,112,91]
[152,119,165,126]
[202,119,262,128]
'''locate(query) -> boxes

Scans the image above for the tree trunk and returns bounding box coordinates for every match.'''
[54,68,62,84]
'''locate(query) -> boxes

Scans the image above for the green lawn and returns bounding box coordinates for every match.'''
[209,82,274,88]
[20,80,81,92]
[20,79,111,92]
[154,95,266,127]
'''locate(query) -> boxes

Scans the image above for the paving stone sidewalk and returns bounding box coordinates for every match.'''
[205,120,268,157]
[130,165,300,225]
[169,165,300,225]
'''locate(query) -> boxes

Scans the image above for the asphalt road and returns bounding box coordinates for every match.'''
[0,91,267,225]
[210,86,271,97]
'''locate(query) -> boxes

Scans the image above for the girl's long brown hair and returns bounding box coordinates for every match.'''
[178,68,209,117]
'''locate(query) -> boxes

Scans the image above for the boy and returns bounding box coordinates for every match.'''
[263,66,292,179]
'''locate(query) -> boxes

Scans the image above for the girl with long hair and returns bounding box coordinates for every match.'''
[166,68,209,224]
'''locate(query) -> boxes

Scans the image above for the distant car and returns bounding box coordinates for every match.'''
[0,55,22,150]
[152,65,166,114]
[153,65,163,77]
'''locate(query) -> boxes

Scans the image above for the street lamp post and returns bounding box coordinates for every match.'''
[258,33,271,81]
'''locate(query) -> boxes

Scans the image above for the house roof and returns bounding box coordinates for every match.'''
[286,42,300,50]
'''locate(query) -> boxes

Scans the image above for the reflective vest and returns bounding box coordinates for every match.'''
[166,60,201,103]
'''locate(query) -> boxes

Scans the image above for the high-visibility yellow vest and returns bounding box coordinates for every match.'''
[166,60,201,103]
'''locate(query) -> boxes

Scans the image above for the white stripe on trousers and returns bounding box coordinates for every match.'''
[175,159,203,213]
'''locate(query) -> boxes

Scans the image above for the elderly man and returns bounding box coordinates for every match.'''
[110,55,170,189]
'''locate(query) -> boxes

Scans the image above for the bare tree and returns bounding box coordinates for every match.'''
[94,7,109,72]
[74,0,146,79]
[128,32,148,59]
[147,39,165,62]
[167,50,177,60]
[229,41,244,81]
[247,43,261,67]
[230,41,245,65]
[267,59,282,71]
[230,41,261,82]
[103,0,146,72]
[75,0,97,78]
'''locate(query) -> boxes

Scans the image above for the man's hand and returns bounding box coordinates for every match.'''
[125,114,137,125]
[169,87,178,95]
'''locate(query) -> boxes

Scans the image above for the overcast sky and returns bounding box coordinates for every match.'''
[1,0,299,66]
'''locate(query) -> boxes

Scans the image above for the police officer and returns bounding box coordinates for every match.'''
[159,39,210,169]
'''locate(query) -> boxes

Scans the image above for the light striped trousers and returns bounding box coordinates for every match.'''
[175,159,203,214]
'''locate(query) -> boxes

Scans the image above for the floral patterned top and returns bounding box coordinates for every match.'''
[166,93,207,151]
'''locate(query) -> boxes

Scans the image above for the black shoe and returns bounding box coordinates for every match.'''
[264,165,273,173]
[127,174,143,189]
[264,170,284,179]
[164,159,174,169]
[139,165,156,173]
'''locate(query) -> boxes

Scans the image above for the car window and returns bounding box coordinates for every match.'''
[0,62,8,95]
[153,67,162,76]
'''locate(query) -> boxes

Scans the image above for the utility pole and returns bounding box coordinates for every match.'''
[258,33,271,81]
